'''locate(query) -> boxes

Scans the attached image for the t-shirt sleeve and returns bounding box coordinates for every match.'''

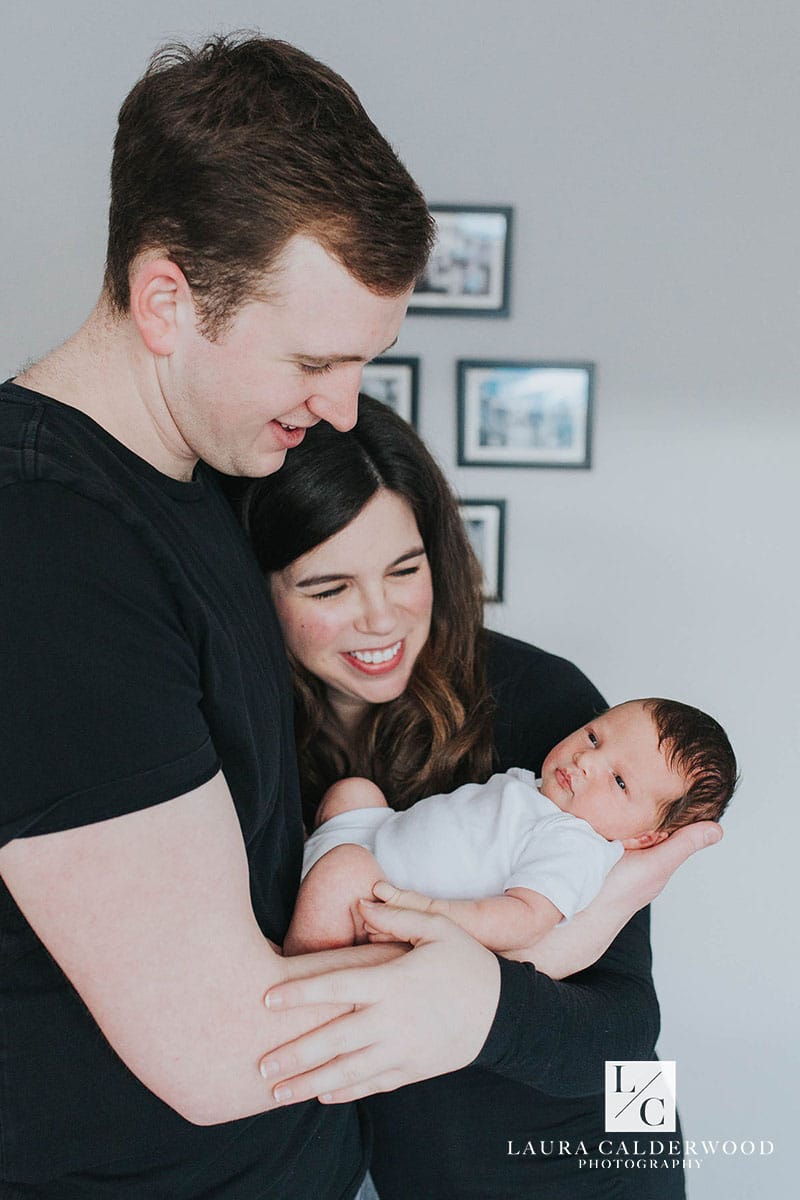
[475,633,660,1093]
[1,482,220,845]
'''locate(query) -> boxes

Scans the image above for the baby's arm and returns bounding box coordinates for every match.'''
[368,887,563,953]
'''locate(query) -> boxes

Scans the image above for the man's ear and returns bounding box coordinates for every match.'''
[620,829,671,851]
[129,257,193,356]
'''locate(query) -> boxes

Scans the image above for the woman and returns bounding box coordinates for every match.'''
[236,395,691,1199]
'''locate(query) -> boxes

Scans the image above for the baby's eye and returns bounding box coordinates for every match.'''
[614,775,627,791]
[587,730,598,746]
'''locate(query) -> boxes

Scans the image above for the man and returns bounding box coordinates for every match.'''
[0,35,500,1199]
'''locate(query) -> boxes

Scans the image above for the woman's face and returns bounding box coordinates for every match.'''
[270,489,434,726]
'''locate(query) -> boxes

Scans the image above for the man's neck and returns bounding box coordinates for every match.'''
[17,299,197,481]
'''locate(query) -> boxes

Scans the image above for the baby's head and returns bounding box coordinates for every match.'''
[539,699,737,848]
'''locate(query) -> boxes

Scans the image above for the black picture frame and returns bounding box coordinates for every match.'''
[457,360,594,468]
[360,356,420,428]
[409,205,513,317]
[458,499,506,603]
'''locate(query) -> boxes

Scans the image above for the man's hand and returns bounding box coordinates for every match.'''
[259,905,501,1104]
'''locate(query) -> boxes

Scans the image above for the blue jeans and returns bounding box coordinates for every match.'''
[354,1172,381,1200]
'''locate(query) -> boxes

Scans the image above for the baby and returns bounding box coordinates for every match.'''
[285,698,737,956]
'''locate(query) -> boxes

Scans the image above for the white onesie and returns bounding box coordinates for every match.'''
[301,768,623,920]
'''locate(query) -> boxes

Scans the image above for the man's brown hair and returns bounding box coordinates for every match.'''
[645,699,738,833]
[104,34,434,336]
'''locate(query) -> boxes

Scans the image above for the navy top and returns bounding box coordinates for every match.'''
[0,380,365,1197]
[364,630,685,1199]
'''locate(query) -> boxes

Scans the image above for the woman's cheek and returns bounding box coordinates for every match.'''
[283,608,344,670]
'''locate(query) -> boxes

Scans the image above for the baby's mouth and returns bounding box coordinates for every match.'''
[555,767,573,795]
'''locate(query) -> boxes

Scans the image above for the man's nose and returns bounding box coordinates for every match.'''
[306,367,362,432]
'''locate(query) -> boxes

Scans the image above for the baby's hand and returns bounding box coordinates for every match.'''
[360,881,444,942]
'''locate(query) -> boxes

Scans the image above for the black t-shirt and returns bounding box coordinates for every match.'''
[364,631,686,1200]
[0,381,365,1198]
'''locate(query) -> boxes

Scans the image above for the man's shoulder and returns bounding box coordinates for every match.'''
[1,379,118,493]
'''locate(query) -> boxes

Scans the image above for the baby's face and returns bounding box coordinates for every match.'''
[539,702,687,847]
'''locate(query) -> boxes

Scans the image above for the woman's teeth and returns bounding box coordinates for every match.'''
[349,641,402,665]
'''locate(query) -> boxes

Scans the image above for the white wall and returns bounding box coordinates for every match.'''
[3,3,797,1196]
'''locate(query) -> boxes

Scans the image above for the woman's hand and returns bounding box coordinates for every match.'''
[509,820,723,978]
[258,907,500,1105]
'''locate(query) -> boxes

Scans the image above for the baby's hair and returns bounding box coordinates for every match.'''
[642,699,738,833]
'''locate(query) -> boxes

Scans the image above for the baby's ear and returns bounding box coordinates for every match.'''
[620,830,670,851]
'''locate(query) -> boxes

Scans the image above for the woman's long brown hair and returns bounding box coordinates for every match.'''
[237,395,495,825]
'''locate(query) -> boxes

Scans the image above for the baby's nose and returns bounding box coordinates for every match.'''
[573,749,590,774]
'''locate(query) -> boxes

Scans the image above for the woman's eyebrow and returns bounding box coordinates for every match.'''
[296,546,425,588]
[389,546,425,568]
[296,571,352,587]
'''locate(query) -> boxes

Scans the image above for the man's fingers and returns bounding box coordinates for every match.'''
[371,880,435,911]
[357,899,458,945]
[259,1008,374,1090]
[317,1069,404,1105]
[265,963,386,1011]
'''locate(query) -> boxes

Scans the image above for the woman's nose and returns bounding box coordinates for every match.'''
[354,588,396,635]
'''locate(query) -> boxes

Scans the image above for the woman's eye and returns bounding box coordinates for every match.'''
[614,775,627,791]
[390,566,420,579]
[299,362,334,376]
[309,585,346,600]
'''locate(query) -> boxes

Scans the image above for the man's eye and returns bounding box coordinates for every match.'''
[614,775,627,791]
[300,362,334,376]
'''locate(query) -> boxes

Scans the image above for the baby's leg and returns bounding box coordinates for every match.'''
[284,843,385,954]
[314,777,389,828]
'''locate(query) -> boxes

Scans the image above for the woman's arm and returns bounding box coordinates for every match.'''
[515,821,721,978]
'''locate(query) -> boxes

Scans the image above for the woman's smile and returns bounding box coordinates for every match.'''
[343,639,405,673]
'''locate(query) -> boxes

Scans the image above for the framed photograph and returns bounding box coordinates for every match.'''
[457,360,594,468]
[409,205,513,316]
[361,357,419,428]
[459,499,506,603]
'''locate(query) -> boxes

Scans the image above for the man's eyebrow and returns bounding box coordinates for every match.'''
[290,337,398,366]
[296,545,424,588]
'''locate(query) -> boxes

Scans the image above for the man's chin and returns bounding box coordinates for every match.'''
[217,447,288,479]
